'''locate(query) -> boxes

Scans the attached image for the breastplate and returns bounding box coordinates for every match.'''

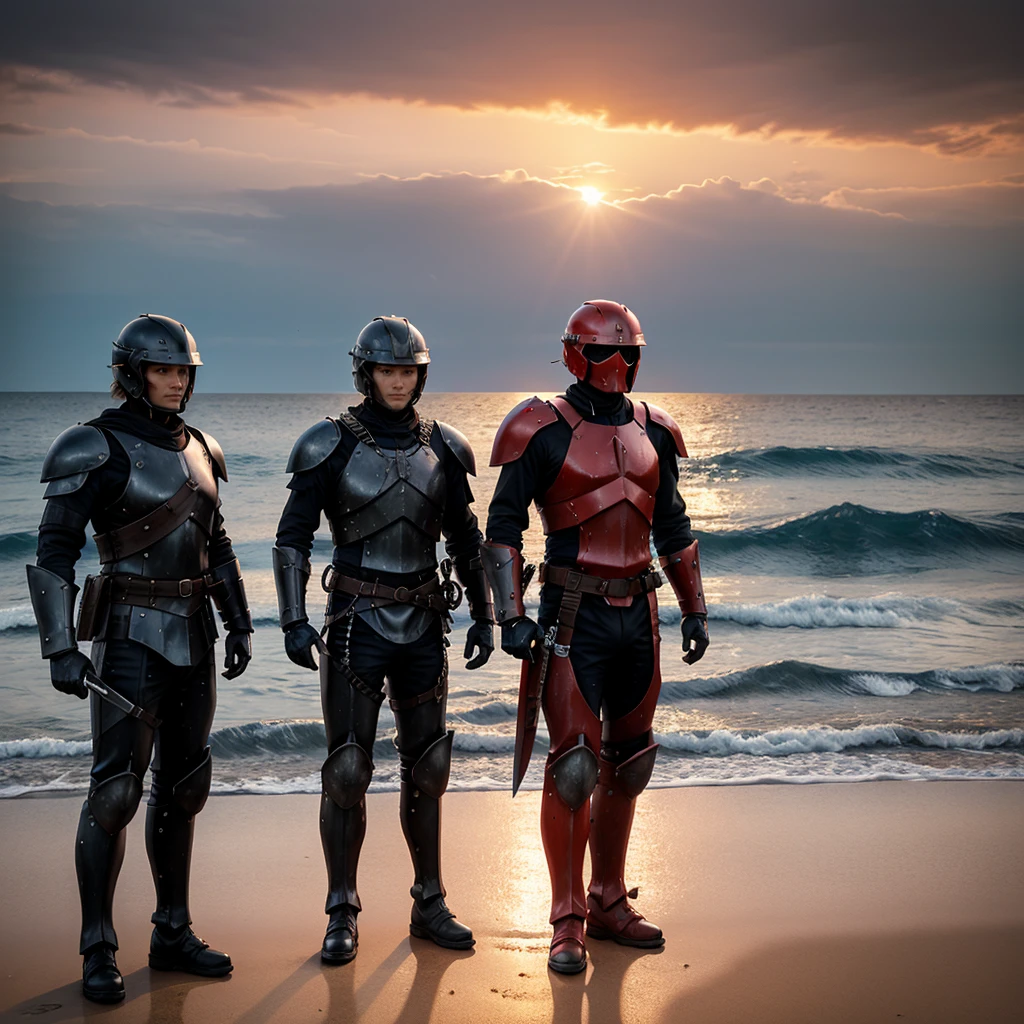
[96,430,220,665]
[537,400,660,577]
[330,439,446,575]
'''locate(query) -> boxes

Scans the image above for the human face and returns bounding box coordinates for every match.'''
[371,365,419,410]
[144,363,191,411]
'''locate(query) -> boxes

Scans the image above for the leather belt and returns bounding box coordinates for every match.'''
[106,573,212,613]
[321,566,451,614]
[539,563,663,598]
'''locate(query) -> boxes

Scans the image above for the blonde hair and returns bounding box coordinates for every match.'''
[110,379,127,401]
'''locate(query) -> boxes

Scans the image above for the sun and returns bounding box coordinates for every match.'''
[579,186,604,206]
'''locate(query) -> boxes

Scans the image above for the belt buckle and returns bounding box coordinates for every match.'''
[178,579,193,597]
[553,642,571,658]
[393,586,410,601]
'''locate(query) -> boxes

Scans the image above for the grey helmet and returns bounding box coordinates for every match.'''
[110,314,203,413]
[350,316,430,403]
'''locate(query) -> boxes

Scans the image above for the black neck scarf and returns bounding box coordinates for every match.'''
[350,397,420,447]
[564,380,627,419]
[87,401,189,451]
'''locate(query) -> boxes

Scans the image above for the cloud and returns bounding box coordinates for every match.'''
[822,180,1024,225]
[1,2,1021,151]
[0,121,44,135]
[1,171,1019,393]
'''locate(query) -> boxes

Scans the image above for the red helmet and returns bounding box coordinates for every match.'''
[561,300,645,393]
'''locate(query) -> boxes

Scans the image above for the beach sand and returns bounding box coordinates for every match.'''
[1,782,1022,1023]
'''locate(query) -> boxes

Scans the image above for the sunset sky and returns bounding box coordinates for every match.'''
[2,1,1021,392]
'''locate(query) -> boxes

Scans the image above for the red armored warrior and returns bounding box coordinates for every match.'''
[482,300,708,974]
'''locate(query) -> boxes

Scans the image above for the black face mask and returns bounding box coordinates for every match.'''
[583,343,639,365]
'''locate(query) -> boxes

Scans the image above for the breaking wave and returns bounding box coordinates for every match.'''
[697,503,1024,574]
[662,660,1024,700]
[690,446,1024,481]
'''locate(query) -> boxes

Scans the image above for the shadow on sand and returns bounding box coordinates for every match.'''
[0,967,232,1024]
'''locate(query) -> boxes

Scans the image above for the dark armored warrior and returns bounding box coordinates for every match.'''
[27,314,253,1003]
[482,300,709,974]
[273,316,493,964]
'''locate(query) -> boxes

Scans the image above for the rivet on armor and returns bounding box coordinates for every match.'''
[136,460,144,468]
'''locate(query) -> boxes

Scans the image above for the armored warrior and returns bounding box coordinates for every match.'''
[482,300,709,974]
[273,316,493,964]
[27,315,253,1003]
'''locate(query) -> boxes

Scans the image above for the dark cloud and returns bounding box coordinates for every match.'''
[1,172,1019,393]
[0,121,44,135]
[1,1,1021,149]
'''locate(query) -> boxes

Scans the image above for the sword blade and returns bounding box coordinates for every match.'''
[511,637,551,797]
[85,672,161,729]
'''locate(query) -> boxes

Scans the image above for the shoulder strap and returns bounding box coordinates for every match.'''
[417,417,435,448]
[337,412,383,454]
[93,476,205,563]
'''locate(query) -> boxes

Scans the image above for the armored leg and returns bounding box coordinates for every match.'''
[586,742,664,948]
[540,655,602,974]
[392,642,474,950]
[77,771,143,952]
[76,640,155,1003]
[587,592,664,947]
[145,653,230,976]
[319,618,385,963]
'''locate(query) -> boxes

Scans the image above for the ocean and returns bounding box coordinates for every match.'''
[1,392,1022,798]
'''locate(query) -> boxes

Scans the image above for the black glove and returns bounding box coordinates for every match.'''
[500,616,545,661]
[284,621,324,671]
[49,649,93,699]
[464,620,494,670]
[681,614,709,665]
[223,631,253,680]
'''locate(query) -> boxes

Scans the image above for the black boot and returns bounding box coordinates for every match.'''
[410,894,475,949]
[321,904,359,964]
[82,943,125,1004]
[149,924,233,976]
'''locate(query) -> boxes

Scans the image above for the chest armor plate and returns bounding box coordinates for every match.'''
[96,431,220,665]
[537,400,660,578]
[330,438,446,575]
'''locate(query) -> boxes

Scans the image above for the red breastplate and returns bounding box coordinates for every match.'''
[537,397,660,578]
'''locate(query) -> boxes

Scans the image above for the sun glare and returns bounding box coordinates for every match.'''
[579,186,604,205]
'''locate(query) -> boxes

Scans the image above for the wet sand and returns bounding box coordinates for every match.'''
[1,782,1022,1023]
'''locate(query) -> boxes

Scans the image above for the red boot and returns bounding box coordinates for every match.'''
[586,893,663,948]
[548,915,587,974]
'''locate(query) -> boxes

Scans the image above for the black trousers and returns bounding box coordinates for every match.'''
[77,638,215,952]
[541,591,656,724]
[318,613,450,913]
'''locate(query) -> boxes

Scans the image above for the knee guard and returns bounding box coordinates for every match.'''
[550,738,599,812]
[171,746,213,817]
[409,730,454,800]
[609,742,659,798]
[88,771,143,835]
[322,742,373,810]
